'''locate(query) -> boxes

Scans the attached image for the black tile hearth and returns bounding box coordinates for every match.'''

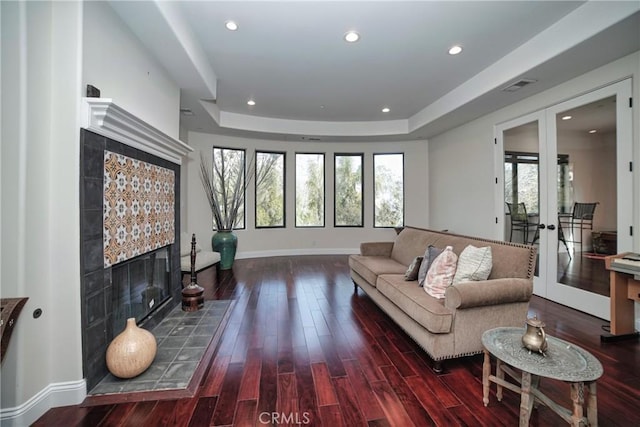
[89,300,231,395]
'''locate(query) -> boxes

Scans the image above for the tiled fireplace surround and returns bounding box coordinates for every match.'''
[79,128,183,391]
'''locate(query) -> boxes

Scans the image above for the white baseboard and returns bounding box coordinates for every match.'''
[0,379,86,427]
[236,248,359,260]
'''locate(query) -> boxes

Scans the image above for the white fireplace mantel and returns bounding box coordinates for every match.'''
[81,98,193,164]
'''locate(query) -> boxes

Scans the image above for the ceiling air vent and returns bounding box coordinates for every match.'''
[180,108,194,116]
[502,78,537,93]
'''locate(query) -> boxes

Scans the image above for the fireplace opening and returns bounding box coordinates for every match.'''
[111,246,171,333]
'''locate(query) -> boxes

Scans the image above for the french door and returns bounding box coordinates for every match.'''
[495,79,633,319]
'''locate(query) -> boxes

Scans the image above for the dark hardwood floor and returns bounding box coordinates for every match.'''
[34,255,639,426]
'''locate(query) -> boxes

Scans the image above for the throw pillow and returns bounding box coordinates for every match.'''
[452,245,493,285]
[424,246,458,299]
[418,245,443,287]
[404,256,424,281]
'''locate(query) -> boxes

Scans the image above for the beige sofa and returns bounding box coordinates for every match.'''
[349,226,536,371]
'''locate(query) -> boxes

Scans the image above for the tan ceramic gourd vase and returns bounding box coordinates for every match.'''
[106,318,157,378]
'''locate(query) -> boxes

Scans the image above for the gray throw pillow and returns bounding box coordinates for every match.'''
[404,256,423,281]
[418,245,443,287]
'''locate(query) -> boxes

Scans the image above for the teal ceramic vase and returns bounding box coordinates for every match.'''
[212,230,237,270]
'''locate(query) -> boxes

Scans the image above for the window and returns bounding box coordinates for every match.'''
[255,151,286,228]
[374,153,404,228]
[295,153,324,227]
[334,154,363,227]
[504,151,571,215]
[212,147,246,229]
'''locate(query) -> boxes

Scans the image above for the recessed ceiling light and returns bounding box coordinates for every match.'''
[344,31,360,43]
[562,115,572,120]
[247,99,256,106]
[381,107,390,113]
[589,129,597,134]
[448,45,463,55]
[225,21,238,31]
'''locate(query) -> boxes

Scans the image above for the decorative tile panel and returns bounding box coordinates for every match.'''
[103,151,175,267]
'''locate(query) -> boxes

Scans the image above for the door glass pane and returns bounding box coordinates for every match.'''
[503,121,540,278]
[556,96,616,297]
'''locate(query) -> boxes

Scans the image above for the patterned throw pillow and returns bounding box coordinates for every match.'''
[418,245,443,287]
[452,245,493,284]
[404,256,424,281]
[424,246,458,299]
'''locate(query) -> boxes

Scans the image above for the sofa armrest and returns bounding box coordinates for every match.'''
[360,241,394,257]
[444,278,533,310]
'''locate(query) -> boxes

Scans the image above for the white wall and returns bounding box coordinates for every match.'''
[183,133,429,256]
[1,1,85,424]
[1,2,183,425]
[82,1,180,138]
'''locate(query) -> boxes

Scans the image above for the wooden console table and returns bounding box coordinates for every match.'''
[603,253,640,341]
[482,327,603,426]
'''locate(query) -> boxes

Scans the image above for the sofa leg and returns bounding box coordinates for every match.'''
[432,360,443,373]
[353,281,358,293]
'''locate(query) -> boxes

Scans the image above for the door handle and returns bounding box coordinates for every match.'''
[538,224,546,229]
[547,224,556,231]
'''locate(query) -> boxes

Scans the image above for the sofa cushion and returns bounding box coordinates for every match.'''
[349,255,407,288]
[390,227,439,266]
[453,245,492,284]
[418,245,443,287]
[425,246,458,299]
[404,256,423,281]
[181,250,220,273]
[377,274,453,333]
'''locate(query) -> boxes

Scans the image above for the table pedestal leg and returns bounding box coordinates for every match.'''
[587,382,598,427]
[519,371,533,427]
[483,350,490,406]
[531,376,540,409]
[496,359,504,401]
[570,382,585,427]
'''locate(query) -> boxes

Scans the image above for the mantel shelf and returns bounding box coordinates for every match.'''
[81,98,193,164]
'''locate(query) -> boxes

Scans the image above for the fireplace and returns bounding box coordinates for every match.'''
[111,247,171,333]
[79,100,192,391]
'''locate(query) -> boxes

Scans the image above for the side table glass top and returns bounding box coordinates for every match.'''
[482,327,603,382]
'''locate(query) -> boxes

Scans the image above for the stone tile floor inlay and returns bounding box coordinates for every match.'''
[90,300,231,395]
